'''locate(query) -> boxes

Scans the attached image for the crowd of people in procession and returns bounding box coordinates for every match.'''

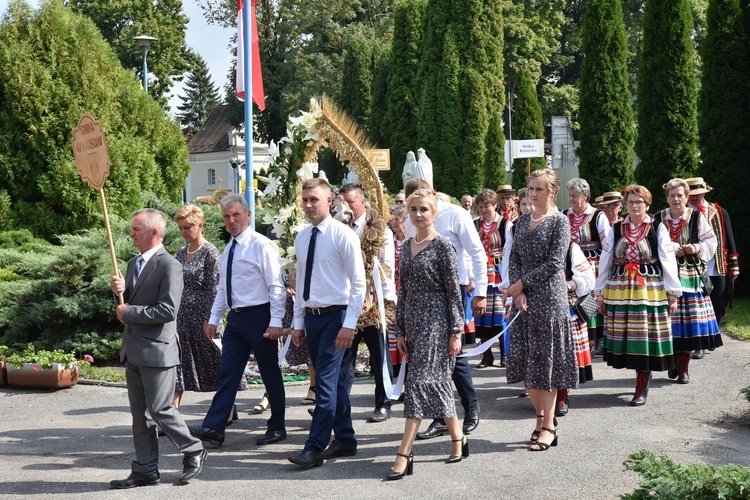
[107,165,739,487]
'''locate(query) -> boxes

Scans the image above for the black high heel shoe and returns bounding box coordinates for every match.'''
[530,416,557,442]
[446,436,469,463]
[529,427,557,451]
[386,452,413,480]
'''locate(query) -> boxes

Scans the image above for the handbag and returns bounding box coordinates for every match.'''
[700,272,714,296]
[573,293,598,323]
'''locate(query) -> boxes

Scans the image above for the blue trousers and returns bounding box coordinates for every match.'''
[433,285,479,424]
[304,310,356,452]
[203,304,285,433]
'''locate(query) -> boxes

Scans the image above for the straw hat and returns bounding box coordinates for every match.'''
[496,184,516,196]
[600,191,623,204]
[686,177,713,195]
[592,196,604,208]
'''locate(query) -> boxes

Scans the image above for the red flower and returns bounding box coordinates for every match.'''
[33,365,40,372]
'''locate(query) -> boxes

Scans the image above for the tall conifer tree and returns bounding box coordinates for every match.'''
[635,0,700,203]
[577,0,635,197]
[177,54,221,136]
[511,70,545,191]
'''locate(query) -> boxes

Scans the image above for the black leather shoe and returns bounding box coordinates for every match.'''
[288,450,324,468]
[109,471,160,489]
[416,421,448,440]
[692,349,704,360]
[367,407,392,423]
[322,440,358,459]
[257,429,287,445]
[190,426,224,447]
[179,448,207,484]
[463,409,479,434]
[308,407,315,417]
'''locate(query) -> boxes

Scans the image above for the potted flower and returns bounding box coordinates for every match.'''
[5,344,93,390]
[0,345,8,386]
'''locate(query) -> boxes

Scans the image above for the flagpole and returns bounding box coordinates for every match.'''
[243,0,255,228]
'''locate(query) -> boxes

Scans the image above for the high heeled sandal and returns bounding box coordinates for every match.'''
[386,452,413,480]
[301,386,316,405]
[226,404,239,426]
[446,436,469,463]
[530,416,557,442]
[251,393,269,414]
[529,427,558,451]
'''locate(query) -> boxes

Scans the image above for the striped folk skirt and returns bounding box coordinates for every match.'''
[601,271,675,372]
[672,262,722,351]
[569,291,593,383]
[474,285,506,340]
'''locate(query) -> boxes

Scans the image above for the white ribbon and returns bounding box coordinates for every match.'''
[458,309,521,358]
[390,357,407,400]
[372,256,395,399]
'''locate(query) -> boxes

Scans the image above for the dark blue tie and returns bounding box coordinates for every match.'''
[226,239,237,308]
[303,227,319,301]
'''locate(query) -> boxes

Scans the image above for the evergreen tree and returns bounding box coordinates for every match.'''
[339,35,375,131]
[484,108,507,189]
[417,0,504,195]
[511,70,545,191]
[369,43,391,148]
[699,0,750,292]
[635,0,700,203]
[387,0,427,190]
[0,0,189,239]
[577,0,635,197]
[177,53,221,137]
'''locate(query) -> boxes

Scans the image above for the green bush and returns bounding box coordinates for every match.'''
[623,450,750,499]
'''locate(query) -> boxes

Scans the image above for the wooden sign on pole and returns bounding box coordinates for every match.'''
[71,113,124,304]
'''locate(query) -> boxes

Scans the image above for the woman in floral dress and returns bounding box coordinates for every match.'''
[174,205,245,422]
[506,169,578,452]
[387,189,466,480]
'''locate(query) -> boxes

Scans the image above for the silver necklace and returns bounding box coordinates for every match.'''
[186,241,205,255]
[414,230,436,245]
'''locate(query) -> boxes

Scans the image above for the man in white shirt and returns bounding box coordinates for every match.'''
[403,179,487,439]
[190,194,287,448]
[289,179,366,468]
[340,183,396,423]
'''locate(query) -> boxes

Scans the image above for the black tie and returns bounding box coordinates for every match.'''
[226,239,237,308]
[131,255,144,289]
[303,227,319,301]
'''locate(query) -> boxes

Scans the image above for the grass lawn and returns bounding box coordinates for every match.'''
[723,297,750,341]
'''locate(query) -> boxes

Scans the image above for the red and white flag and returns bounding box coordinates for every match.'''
[236,0,265,111]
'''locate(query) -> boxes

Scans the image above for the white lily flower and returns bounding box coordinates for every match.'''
[268,139,279,159]
[318,170,328,182]
[303,127,320,142]
[262,213,276,226]
[286,246,296,260]
[296,162,319,181]
[272,221,287,237]
[290,220,308,235]
[263,172,282,196]
[277,205,295,223]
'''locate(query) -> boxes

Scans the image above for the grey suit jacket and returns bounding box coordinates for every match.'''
[120,246,183,367]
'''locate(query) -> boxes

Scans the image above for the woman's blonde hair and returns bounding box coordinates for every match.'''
[174,204,205,226]
[663,178,689,199]
[527,168,561,196]
[406,188,439,216]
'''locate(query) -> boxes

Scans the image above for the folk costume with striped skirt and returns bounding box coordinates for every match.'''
[655,208,721,351]
[473,214,510,339]
[595,216,681,372]
[565,242,595,383]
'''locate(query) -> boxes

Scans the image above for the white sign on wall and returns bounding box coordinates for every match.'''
[513,139,545,158]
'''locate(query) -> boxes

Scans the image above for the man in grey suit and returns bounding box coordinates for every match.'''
[109,208,206,488]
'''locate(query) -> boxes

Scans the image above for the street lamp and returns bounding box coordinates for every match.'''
[133,35,157,92]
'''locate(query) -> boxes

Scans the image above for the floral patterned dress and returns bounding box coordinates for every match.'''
[175,242,246,392]
[507,212,579,391]
[396,235,464,419]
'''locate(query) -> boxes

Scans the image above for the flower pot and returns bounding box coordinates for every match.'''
[6,363,79,389]
[0,360,7,386]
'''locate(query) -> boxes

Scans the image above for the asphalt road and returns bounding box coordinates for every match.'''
[2,335,749,499]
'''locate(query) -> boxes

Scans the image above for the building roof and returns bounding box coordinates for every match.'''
[188,105,238,154]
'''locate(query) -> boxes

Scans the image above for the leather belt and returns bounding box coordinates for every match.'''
[305,305,347,316]
[231,302,269,313]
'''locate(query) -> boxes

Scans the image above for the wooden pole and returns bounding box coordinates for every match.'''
[527,157,531,177]
[99,189,124,304]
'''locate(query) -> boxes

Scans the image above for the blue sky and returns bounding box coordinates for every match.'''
[2,0,234,116]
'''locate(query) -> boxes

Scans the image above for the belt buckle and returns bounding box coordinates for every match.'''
[311,307,321,315]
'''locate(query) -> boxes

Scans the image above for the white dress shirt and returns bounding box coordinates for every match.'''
[661,208,718,265]
[209,226,286,327]
[569,242,596,297]
[293,215,366,330]
[138,243,162,265]
[405,199,488,296]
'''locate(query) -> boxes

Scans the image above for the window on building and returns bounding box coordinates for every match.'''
[208,169,216,185]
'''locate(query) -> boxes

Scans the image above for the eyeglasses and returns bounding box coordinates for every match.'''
[626,200,646,206]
